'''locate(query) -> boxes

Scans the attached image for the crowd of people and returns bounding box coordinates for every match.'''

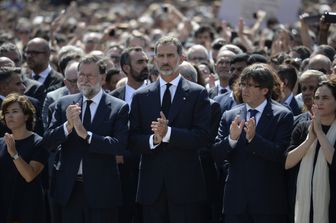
[0,0,336,223]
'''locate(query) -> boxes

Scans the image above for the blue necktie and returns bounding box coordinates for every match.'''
[248,109,258,122]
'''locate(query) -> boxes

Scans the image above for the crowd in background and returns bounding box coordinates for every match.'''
[0,0,336,223]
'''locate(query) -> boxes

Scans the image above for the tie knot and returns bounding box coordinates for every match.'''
[166,83,172,89]
[33,74,40,81]
[86,100,93,106]
[220,88,227,94]
[248,109,258,118]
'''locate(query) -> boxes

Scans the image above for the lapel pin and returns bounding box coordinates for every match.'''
[183,97,186,100]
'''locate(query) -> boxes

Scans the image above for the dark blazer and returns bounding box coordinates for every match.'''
[288,97,301,116]
[214,92,236,115]
[43,69,64,93]
[212,100,293,215]
[42,86,69,129]
[23,76,46,103]
[110,86,126,100]
[44,92,129,208]
[129,77,211,205]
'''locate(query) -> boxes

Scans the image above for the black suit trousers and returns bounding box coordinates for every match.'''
[143,185,205,223]
[61,181,118,223]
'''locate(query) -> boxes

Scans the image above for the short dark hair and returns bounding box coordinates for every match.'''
[1,93,36,131]
[78,55,106,75]
[240,63,276,99]
[154,36,183,56]
[106,68,121,83]
[318,76,336,102]
[120,47,144,73]
[277,65,298,91]
[194,25,215,41]
[231,53,249,65]
[291,45,311,60]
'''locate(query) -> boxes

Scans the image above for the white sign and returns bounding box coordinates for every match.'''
[218,0,301,26]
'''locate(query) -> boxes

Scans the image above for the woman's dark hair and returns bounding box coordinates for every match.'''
[318,76,336,102]
[0,93,36,131]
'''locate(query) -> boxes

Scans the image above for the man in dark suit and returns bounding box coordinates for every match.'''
[25,38,63,93]
[277,65,301,116]
[0,42,46,103]
[110,47,149,223]
[44,55,129,223]
[129,36,211,223]
[213,64,293,223]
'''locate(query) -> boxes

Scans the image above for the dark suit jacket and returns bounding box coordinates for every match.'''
[42,86,69,129]
[214,92,236,115]
[23,76,46,103]
[110,86,126,100]
[44,92,129,208]
[288,96,301,116]
[43,69,64,93]
[212,100,293,214]
[129,77,211,205]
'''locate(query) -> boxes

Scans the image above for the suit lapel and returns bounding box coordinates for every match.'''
[149,80,161,119]
[256,100,273,134]
[168,78,189,124]
[91,93,109,131]
[119,86,126,101]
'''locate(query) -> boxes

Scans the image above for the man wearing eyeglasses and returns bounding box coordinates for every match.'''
[25,37,63,93]
[44,55,129,223]
[213,64,293,223]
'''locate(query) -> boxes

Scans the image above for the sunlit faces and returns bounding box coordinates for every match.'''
[77,63,105,98]
[314,85,336,118]
[240,79,268,108]
[154,43,182,77]
[4,102,28,131]
[300,77,320,109]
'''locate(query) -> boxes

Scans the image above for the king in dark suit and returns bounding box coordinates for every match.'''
[44,55,129,223]
[129,36,211,223]
[213,64,294,223]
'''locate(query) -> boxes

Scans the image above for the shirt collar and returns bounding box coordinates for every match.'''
[283,93,294,105]
[246,99,267,114]
[32,64,52,79]
[159,74,181,88]
[83,88,103,105]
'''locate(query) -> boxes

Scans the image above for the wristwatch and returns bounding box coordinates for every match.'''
[12,153,20,160]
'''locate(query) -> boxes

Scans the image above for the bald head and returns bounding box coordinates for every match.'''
[179,61,198,83]
[187,44,209,65]
[26,37,50,73]
[308,54,332,75]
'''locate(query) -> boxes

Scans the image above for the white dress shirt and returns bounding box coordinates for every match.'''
[32,64,52,84]
[149,75,182,149]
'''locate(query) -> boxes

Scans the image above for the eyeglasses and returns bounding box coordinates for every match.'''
[78,73,99,81]
[238,83,261,88]
[24,50,46,56]
[65,78,78,85]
